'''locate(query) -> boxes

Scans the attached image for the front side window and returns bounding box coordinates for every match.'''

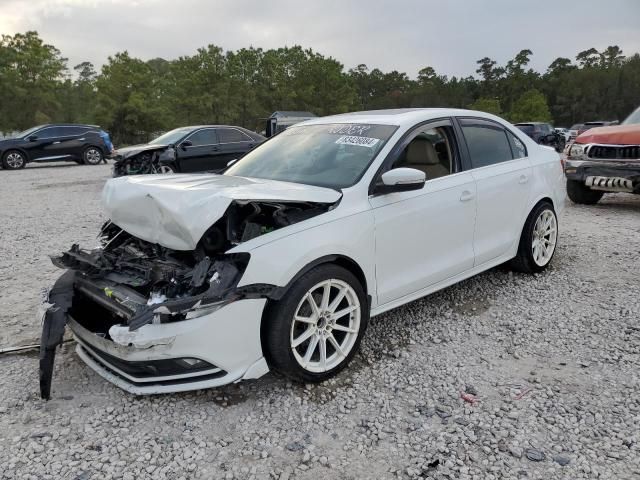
[390,125,454,181]
[226,123,397,189]
[218,128,251,143]
[461,121,514,168]
[185,128,218,146]
[149,128,194,145]
[36,127,61,139]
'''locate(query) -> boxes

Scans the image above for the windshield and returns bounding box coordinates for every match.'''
[15,125,43,138]
[225,123,397,189]
[149,127,193,145]
[623,107,640,125]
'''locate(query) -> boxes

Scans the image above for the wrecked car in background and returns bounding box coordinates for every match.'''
[40,108,565,398]
[564,106,640,204]
[111,125,264,176]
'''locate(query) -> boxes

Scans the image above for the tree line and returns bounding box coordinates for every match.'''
[1,31,639,144]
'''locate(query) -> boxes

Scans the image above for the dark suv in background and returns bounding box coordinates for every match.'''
[0,124,113,170]
[514,122,565,152]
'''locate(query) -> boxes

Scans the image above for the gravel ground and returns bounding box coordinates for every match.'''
[0,163,639,480]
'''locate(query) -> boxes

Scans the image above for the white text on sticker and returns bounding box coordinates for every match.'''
[336,136,380,148]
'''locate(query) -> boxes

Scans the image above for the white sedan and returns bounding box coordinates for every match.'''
[40,108,565,397]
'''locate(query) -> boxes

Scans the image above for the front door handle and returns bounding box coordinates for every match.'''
[52,141,61,144]
[519,174,529,184]
[460,190,475,202]
[211,146,219,152]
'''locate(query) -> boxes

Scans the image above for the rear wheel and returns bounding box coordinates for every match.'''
[511,202,558,274]
[567,179,603,205]
[83,147,103,165]
[264,264,368,383]
[2,150,26,170]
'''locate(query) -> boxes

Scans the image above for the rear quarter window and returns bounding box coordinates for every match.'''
[461,122,514,168]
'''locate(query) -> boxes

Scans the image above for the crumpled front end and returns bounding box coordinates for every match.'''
[39,189,338,398]
[39,222,275,398]
[111,145,175,177]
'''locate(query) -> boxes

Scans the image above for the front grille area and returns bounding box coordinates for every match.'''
[588,145,640,160]
[78,342,227,386]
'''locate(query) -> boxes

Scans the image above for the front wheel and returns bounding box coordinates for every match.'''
[511,202,558,274]
[2,150,26,169]
[264,264,368,383]
[567,179,603,205]
[83,147,103,165]
[156,164,175,174]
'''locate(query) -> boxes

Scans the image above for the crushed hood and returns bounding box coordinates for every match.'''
[576,124,640,145]
[113,143,170,160]
[102,174,342,250]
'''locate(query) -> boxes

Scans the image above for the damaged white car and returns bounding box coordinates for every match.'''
[40,109,566,398]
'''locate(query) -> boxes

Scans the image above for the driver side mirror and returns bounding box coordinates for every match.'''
[375,168,426,195]
[27,135,38,141]
[180,140,192,149]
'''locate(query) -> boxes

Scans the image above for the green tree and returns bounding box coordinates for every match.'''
[95,52,169,144]
[508,89,552,122]
[0,31,67,131]
[469,97,502,115]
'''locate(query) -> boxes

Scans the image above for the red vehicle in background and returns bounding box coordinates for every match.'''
[564,107,640,204]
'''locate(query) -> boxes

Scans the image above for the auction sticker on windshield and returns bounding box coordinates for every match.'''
[336,135,380,148]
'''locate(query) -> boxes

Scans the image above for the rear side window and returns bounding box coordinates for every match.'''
[460,122,513,168]
[186,128,218,146]
[218,128,252,143]
[60,126,88,136]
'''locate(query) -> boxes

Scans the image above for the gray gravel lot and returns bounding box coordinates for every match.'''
[0,163,639,480]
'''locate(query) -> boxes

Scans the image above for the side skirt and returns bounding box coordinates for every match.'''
[370,252,515,317]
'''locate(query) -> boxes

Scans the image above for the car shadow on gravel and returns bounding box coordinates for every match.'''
[24,163,81,170]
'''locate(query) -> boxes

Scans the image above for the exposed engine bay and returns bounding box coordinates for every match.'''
[39,198,335,399]
[112,145,175,177]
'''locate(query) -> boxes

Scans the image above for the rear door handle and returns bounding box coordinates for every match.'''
[519,174,529,184]
[52,141,61,144]
[460,190,474,202]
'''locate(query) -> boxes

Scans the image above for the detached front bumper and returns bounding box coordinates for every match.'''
[68,298,269,394]
[564,160,640,193]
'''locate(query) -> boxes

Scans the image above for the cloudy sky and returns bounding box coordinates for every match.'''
[1,0,639,78]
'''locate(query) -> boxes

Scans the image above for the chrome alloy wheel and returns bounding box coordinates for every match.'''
[290,279,361,373]
[157,164,174,174]
[531,209,557,267]
[84,148,102,164]
[5,152,25,168]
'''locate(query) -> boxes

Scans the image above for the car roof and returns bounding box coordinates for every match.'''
[178,125,252,130]
[299,108,510,127]
[36,123,101,128]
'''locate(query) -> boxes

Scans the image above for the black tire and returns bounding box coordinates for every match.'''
[2,150,26,169]
[566,179,603,205]
[510,202,558,274]
[83,146,103,165]
[264,264,368,383]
